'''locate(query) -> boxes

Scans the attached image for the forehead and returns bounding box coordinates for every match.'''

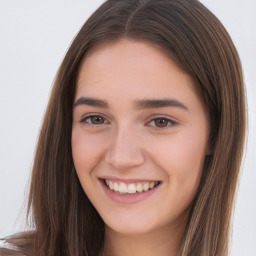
[75,39,202,109]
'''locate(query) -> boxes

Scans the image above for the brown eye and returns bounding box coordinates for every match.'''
[90,116,105,124]
[154,118,170,127]
[148,117,177,129]
[81,115,107,125]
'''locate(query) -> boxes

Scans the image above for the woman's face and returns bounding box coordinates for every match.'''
[72,39,210,235]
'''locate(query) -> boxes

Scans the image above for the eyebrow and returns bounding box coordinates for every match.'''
[74,97,188,111]
[74,97,109,108]
[134,98,188,111]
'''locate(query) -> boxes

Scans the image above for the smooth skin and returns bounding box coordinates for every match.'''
[72,39,210,256]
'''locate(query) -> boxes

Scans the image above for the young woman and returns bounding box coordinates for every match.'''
[0,0,246,255]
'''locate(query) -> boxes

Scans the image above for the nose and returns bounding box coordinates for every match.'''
[104,125,145,170]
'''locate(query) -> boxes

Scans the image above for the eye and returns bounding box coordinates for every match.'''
[148,117,177,129]
[80,115,108,126]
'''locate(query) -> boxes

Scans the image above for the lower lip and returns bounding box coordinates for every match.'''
[100,179,162,204]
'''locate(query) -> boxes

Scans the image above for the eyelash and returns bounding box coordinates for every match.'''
[80,115,178,130]
[80,115,109,126]
[147,117,177,129]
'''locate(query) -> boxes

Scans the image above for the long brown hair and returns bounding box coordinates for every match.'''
[1,0,246,255]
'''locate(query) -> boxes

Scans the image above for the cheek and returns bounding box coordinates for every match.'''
[71,129,106,175]
[147,127,208,192]
[150,133,206,170]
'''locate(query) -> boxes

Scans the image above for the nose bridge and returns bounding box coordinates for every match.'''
[104,122,145,169]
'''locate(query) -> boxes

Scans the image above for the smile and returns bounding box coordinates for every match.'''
[104,179,160,195]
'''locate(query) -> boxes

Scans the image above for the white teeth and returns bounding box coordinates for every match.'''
[109,181,114,190]
[128,183,136,194]
[143,183,149,191]
[113,182,119,192]
[136,183,143,193]
[105,180,159,194]
[119,183,127,194]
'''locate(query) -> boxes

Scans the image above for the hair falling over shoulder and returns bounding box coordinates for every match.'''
[1,0,246,255]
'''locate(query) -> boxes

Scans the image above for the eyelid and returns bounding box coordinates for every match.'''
[79,113,178,130]
[80,114,110,126]
[146,115,178,130]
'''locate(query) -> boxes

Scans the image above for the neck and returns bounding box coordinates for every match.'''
[102,222,185,256]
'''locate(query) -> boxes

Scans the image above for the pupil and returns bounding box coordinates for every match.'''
[156,119,167,127]
[92,116,103,124]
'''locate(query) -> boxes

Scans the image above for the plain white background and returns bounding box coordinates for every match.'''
[0,1,255,255]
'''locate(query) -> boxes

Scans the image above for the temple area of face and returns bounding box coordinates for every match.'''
[73,96,189,112]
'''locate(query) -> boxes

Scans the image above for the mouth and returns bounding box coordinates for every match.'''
[103,179,161,195]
